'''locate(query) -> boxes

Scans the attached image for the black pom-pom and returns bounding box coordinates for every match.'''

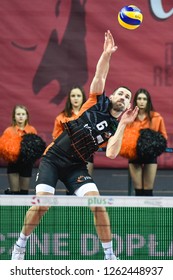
[18,133,46,163]
[137,128,167,160]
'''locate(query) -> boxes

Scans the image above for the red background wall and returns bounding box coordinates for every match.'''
[0,0,173,168]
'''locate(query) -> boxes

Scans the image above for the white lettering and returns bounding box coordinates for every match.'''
[167,241,173,256]
[150,0,173,19]
[53,233,69,255]
[112,234,123,255]
[148,234,164,256]
[29,233,49,255]
[81,234,99,255]
[126,234,145,256]
[1,232,173,258]
[0,234,5,254]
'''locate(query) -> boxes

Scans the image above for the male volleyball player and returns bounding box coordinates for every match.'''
[12,30,138,260]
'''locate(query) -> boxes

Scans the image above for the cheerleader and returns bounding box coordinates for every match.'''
[0,105,46,194]
[120,88,168,196]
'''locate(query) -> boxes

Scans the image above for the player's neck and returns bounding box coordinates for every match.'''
[110,109,121,119]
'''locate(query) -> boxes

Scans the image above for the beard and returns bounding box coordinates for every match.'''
[111,101,125,112]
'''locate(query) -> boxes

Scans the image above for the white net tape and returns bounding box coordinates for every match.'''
[0,195,173,207]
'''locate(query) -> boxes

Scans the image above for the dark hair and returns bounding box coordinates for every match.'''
[12,105,29,126]
[63,86,86,117]
[112,86,132,95]
[133,88,154,121]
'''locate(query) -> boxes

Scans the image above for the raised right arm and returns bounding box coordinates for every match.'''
[89,30,118,95]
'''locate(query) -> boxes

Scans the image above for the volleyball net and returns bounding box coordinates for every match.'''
[0,195,173,260]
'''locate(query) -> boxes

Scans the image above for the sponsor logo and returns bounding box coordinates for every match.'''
[31,196,40,205]
[77,176,91,183]
[88,197,114,206]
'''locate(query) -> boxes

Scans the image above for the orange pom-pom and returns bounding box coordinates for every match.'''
[120,126,140,159]
[0,134,21,162]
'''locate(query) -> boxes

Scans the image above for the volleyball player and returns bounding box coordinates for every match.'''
[12,30,138,260]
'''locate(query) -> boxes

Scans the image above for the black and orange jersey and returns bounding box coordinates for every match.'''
[62,92,119,161]
[68,92,119,146]
[45,92,119,162]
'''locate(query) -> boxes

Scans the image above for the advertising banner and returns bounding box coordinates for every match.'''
[1,205,173,260]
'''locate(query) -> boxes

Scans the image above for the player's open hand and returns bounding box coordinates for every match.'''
[104,30,118,54]
[121,106,139,125]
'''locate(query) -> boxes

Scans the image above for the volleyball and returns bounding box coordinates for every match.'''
[118,5,143,30]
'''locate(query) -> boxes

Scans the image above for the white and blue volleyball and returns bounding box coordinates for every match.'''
[118,5,143,30]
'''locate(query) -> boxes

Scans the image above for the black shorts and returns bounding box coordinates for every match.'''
[7,161,33,177]
[35,131,95,194]
[35,150,95,194]
[129,157,157,164]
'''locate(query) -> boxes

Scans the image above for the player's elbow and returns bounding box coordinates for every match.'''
[106,150,117,159]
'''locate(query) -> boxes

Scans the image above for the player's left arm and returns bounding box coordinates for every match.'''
[106,106,139,159]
